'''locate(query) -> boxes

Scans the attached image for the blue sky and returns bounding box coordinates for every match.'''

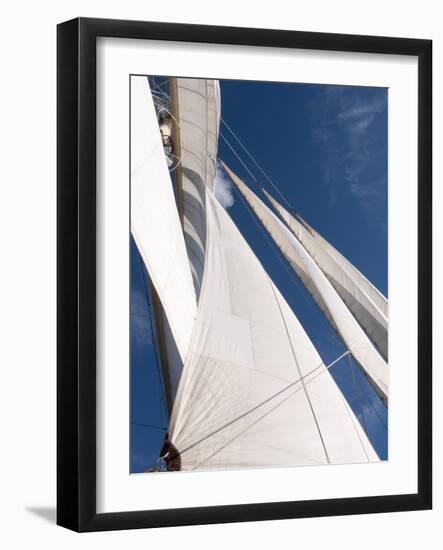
[131,79,388,473]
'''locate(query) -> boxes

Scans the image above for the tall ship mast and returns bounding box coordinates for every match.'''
[131,76,388,472]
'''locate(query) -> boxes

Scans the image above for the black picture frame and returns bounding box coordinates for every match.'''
[57,17,432,532]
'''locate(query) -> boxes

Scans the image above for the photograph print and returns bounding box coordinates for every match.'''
[130,75,388,474]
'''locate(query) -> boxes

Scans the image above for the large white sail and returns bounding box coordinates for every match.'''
[171,78,221,300]
[262,188,388,359]
[169,189,378,471]
[130,76,197,400]
[223,163,388,404]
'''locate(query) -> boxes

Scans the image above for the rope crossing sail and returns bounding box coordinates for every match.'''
[168,188,378,469]
[165,351,351,467]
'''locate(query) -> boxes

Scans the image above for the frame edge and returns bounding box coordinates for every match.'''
[57,17,81,532]
[57,17,433,532]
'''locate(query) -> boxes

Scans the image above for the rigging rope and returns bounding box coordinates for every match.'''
[220,132,258,184]
[221,116,295,211]
[135,245,169,427]
[348,354,369,435]
[347,355,388,430]
[131,421,168,431]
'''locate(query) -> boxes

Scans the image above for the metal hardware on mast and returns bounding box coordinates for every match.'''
[169,77,185,227]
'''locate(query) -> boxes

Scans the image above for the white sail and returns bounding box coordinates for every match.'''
[263,189,388,359]
[223,163,388,404]
[171,78,221,300]
[301,215,388,317]
[130,76,197,400]
[169,189,378,470]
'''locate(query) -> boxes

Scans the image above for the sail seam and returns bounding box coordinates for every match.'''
[269,277,331,464]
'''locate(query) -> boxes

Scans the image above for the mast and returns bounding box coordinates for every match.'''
[168,78,221,299]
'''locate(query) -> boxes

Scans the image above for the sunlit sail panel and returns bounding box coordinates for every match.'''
[263,188,388,359]
[223,162,388,405]
[170,78,221,300]
[130,76,197,400]
[302,217,388,316]
[169,189,378,471]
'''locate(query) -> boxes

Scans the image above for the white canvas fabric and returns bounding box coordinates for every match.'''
[172,78,221,299]
[169,189,378,471]
[224,163,388,404]
[130,76,197,400]
[263,188,388,359]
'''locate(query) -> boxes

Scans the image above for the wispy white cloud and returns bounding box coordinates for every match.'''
[337,100,385,123]
[311,88,387,210]
[338,100,385,141]
[214,162,235,209]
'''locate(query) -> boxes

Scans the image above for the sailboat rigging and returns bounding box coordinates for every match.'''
[131,75,388,472]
